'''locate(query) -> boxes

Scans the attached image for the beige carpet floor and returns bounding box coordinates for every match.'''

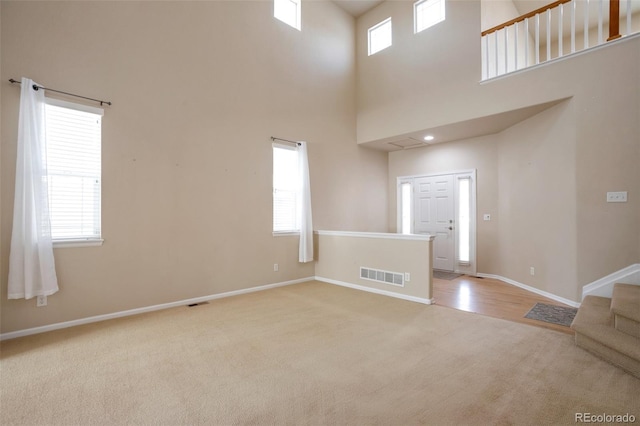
[1,281,639,425]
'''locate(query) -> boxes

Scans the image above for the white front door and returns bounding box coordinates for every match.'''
[414,174,455,271]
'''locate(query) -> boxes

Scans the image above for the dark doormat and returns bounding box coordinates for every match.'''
[433,270,463,280]
[524,302,578,327]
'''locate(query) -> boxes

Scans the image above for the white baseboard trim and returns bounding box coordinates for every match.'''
[581,264,640,299]
[476,273,580,308]
[315,276,433,305]
[0,277,314,341]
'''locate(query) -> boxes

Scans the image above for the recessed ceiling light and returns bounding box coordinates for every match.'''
[424,135,435,141]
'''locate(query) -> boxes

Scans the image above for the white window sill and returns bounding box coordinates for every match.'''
[273,231,300,237]
[53,239,104,248]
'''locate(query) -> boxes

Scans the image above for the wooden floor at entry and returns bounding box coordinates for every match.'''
[432,274,575,334]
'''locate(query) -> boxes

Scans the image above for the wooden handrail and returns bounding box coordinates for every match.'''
[481,0,572,36]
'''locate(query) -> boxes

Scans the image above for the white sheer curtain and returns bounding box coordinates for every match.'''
[8,78,59,299]
[297,142,313,263]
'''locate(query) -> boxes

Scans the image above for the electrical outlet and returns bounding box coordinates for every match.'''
[273,263,279,272]
[530,267,535,276]
[606,191,628,203]
[37,295,47,307]
[404,272,411,282]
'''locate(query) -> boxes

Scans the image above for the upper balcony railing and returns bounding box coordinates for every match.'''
[481,0,639,80]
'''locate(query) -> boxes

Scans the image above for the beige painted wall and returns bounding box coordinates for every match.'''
[0,1,389,333]
[315,232,433,301]
[361,1,639,302]
[497,101,578,300]
[357,0,485,144]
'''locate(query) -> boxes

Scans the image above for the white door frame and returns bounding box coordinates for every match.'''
[397,169,477,275]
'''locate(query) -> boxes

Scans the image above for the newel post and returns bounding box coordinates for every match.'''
[608,0,621,41]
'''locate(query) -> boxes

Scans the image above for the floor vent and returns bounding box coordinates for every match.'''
[360,267,404,287]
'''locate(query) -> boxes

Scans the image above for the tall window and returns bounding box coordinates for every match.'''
[45,98,102,242]
[400,182,412,234]
[273,144,300,232]
[414,0,445,34]
[368,17,392,55]
[457,177,470,264]
[274,0,301,31]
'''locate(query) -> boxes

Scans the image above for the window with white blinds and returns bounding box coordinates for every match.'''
[45,98,103,242]
[273,144,300,233]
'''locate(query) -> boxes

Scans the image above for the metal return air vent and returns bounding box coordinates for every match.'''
[360,267,404,287]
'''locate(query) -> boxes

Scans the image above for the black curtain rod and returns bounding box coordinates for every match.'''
[8,78,112,106]
[271,136,301,146]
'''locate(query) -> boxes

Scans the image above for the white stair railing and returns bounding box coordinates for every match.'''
[481,0,639,80]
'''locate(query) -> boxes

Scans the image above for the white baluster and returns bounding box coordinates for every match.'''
[598,0,603,44]
[524,18,529,67]
[535,14,540,64]
[495,31,499,76]
[515,21,519,70]
[547,9,551,61]
[505,27,509,73]
[559,3,564,57]
[571,0,576,53]
[484,35,489,79]
[627,0,632,36]
[584,0,590,49]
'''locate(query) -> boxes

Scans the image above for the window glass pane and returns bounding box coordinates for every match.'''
[368,18,392,55]
[401,182,412,234]
[415,0,445,33]
[458,177,470,263]
[45,101,102,240]
[274,0,301,30]
[273,145,299,231]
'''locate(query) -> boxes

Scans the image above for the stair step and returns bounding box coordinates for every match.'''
[611,283,640,338]
[571,295,640,378]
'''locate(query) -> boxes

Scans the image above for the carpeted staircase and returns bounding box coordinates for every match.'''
[571,283,640,378]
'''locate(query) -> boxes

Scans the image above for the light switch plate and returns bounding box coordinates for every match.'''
[483,214,491,221]
[606,191,627,203]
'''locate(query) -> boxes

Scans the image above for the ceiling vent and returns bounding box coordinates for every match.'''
[387,137,429,150]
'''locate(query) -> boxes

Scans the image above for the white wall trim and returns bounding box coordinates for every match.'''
[315,230,435,241]
[0,277,314,341]
[581,264,640,299]
[315,276,433,305]
[476,273,580,308]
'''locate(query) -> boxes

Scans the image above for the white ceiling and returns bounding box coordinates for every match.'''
[333,0,384,17]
